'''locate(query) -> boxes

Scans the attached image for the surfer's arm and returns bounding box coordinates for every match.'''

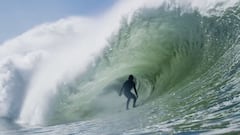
[134,83,138,97]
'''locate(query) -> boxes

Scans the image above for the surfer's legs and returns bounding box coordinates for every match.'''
[128,92,137,107]
[124,92,137,109]
[126,98,130,110]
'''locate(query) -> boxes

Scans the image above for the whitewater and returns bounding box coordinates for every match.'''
[1,0,240,134]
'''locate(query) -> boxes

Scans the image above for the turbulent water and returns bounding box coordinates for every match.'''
[1,0,240,134]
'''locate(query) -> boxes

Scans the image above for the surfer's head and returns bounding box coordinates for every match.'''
[128,75,134,81]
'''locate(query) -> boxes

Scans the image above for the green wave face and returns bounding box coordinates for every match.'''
[48,3,240,132]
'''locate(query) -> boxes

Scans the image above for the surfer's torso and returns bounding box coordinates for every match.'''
[123,80,135,94]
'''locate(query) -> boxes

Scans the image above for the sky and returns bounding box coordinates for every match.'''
[0,0,117,44]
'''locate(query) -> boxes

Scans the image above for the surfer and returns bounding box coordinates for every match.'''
[119,75,138,110]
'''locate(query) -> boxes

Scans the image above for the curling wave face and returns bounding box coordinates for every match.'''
[1,0,240,134]
[48,2,240,133]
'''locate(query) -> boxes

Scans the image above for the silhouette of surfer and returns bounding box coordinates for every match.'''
[119,75,138,110]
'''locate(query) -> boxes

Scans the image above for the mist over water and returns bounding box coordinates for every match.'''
[1,0,240,134]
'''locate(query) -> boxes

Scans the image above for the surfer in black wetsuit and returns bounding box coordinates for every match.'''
[119,75,138,110]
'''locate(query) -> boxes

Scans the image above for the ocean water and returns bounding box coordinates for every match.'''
[1,0,240,134]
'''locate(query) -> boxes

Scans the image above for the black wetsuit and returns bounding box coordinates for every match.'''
[122,80,137,109]
[123,80,136,98]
